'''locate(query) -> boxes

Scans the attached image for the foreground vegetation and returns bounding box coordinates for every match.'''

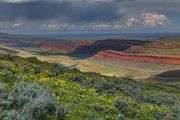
[0,54,179,120]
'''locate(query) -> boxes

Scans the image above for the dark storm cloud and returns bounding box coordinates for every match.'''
[0,1,72,21]
[0,1,123,23]
[0,0,179,31]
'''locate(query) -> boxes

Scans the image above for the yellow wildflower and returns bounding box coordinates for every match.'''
[57,80,66,84]
[89,88,96,93]
[52,93,56,97]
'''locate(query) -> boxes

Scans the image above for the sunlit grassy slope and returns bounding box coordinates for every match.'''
[0,54,180,120]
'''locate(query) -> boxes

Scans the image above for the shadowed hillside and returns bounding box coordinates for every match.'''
[150,70,180,82]
[70,39,150,58]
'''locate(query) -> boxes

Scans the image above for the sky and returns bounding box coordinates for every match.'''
[0,0,180,34]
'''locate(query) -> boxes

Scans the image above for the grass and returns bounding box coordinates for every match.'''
[0,54,180,120]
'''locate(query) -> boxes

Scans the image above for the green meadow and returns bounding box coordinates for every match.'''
[0,53,179,120]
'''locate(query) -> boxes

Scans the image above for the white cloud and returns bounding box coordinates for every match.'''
[0,13,168,30]
[126,17,138,27]
[142,13,168,27]
[12,23,22,27]
[46,23,60,29]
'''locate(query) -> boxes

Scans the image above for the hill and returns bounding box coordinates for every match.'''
[150,70,180,82]
[0,54,180,120]
[0,34,180,79]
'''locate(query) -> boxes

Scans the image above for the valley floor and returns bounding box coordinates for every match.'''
[0,36,180,79]
[0,44,180,79]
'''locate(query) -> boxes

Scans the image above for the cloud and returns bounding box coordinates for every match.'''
[0,1,123,23]
[0,0,179,32]
[126,17,138,27]
[142,13,168,27]
[0,0,130,3]
[42,17,138,30]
